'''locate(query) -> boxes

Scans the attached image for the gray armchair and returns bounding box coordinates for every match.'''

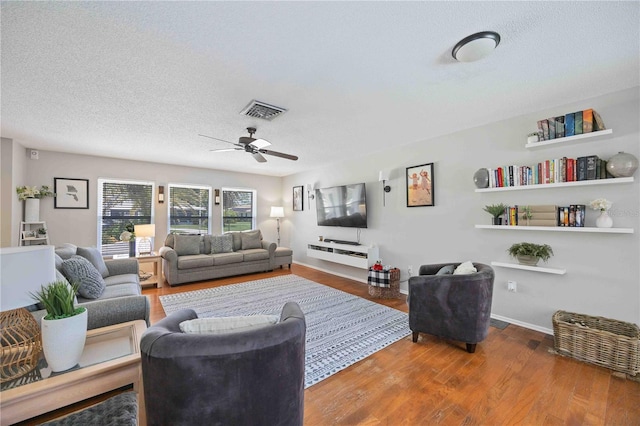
[408,262,494,353]
[140,302,306,426]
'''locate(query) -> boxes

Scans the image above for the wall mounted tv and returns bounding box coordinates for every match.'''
[315,183,367,228]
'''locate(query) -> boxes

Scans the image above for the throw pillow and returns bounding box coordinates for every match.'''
[436,265,455,275]
[174,235,201,256]
[240,232,262,250]
[76,246,110,278]
[453,261,477,275]
[60,255,106,299]
[211,235,234,254]
[179,315,279,335]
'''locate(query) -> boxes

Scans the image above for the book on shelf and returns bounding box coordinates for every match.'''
[519,219,558,227]
[526,205,558,213]
[569,205,576,227]
[574,111,583,135]
[541,119,550,140]
[565,113,575,137]
[583,108,593,133]
[555,116,565,138]
[537,120,546,140]
[577,156,587,181]
[548,117,556,139]
[576,205,586,227]
[593,110,606,131]
[586,155,599,180]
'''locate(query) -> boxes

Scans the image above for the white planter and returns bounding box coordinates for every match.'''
[41,309,88,372]
[596,210,613,228]
[24,198,40,222]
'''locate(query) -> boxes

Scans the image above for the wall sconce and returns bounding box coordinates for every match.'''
[215,189,220,205]
[158,186,165,203]
[378,171,391,206]
[307,184,315,201]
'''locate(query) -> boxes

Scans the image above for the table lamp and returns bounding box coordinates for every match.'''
[270,206,284,246]
[1,245,57,383]
[134,224,155,256]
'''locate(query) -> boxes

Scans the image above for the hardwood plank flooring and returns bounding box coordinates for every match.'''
[16,264,640,425]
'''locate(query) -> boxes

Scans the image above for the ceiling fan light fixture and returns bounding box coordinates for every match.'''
[452,31,501,62]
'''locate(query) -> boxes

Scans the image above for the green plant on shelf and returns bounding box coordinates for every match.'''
[483,203,507,218]
[507,242,554,263]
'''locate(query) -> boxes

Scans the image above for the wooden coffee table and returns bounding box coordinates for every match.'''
[0,320,147,426]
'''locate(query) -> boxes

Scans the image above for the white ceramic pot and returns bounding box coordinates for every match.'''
[596,210,613,228]
[24,198,40,222]
[41,309,88,372]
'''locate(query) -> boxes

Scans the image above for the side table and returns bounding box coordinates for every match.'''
[136,252,163,288]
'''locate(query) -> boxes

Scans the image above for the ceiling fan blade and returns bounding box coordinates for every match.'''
[238,136,255,145]
[248,138,271,149]
[252,152,267,163]
[258,149,298,161]
[198,134,236,145]
[210,148,243,152]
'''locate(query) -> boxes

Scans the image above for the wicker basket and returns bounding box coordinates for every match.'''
[368,268,400,299]
[552,310,640,376]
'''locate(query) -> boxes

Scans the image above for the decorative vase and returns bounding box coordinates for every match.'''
[129,240,136,257]
[606,152,638,178]
[492,217,502,225]
[596,210,613,228]
[41,309,87,372]
[473,168,489,188]
[516,255,539,266]
[24,198,40,222]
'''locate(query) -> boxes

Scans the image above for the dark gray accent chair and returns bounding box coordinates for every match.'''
[140,302,306,426]
[408,262,494,353]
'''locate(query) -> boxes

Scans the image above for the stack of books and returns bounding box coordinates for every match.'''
[501,205,558,227]
[557,205,586,227]
[536,108,606,141]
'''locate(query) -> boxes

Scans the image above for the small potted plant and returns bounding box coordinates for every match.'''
[31,281,87,372]
[37,228,47,236]
[483,203,507,225]
[507,242,554,266]
[527,132,540,144]
[521,206,533,226]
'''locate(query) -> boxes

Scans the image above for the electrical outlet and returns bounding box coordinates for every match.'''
[408,265,413,276]
[508,280,517,292]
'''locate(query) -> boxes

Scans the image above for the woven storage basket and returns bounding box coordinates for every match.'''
[368,269,400,299]
[552,310,640,376]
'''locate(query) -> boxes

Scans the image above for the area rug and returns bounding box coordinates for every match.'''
[159,275,410,388]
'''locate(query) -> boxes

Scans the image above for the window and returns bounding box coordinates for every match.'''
[222,188,256,232]
[168,184,211,235]
[98,179,153,256]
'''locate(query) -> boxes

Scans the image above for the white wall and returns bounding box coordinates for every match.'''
[22,151,283,251]
[283,87,640,332]
[1,138,28,247]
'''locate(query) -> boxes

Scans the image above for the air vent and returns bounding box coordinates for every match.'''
[240,100,287,121]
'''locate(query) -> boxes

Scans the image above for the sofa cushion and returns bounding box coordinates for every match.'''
[104,273,140,287]
[239,249,269,262]
[61,255,106,299]
[77,283,141,303]
[241,231,262,250]
[55,244,77,260]
[179,315,279,335]
[211,235,234,254]
[177,254,214,270]
[211,252,244,266]
[436,265,455,275]
[275,247,293,257]
[77,247,110,278]
[174,235,201,256]
[453,261,477,275]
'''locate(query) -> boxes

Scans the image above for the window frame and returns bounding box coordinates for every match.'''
[221,187,257,232]
[167,183,212,235]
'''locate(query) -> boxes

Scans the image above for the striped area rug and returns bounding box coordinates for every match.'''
[159,274,411,388]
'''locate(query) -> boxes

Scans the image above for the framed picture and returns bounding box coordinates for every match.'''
[22,230,36,239]
[54,178,89,209]
[293,186,304,211]
[406,163,434,207]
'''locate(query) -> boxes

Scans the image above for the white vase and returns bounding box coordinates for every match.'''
[596,210,613,228]
[24,198,40,222]
[41,309,88,372]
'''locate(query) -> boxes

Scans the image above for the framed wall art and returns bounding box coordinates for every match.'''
[54,178,89,209]
[293,186,304,211]
[406,163,434,207]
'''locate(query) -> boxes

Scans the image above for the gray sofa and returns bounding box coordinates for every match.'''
[159,230,276,286]
[30,244,150,330]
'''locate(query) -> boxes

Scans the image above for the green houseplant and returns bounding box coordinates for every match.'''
[507,242,554,266]
[483,203,507,225]
[31,281,87,372]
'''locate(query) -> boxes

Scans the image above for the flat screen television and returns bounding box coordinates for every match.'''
[315,183,367,228]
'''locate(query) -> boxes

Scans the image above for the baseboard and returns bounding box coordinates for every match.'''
[490,313,553,336]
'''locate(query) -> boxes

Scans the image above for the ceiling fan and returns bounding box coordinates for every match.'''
[199,127,298,163]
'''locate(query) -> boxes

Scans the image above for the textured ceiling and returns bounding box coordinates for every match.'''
[2,2,639,177]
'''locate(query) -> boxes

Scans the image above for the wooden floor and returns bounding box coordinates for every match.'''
[19,264,640,425]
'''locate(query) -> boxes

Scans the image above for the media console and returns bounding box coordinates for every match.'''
[307,241,379,269]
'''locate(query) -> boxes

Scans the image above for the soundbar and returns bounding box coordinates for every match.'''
[323,239,360,246]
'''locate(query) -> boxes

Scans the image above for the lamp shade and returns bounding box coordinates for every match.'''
[270,206,284,218]
[378,171,389,181]
[0,246,56,311]
[135,224,156,238]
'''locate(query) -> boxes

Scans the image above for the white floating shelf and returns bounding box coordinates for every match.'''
[525,129,613,149]
[475,176,633,192]
[491,261,566,275]
[475,225,634,234]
